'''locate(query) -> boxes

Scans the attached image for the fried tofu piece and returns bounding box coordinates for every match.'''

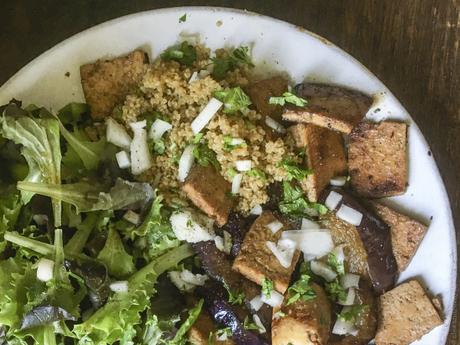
[183,165,233,227]
[348,121,408,198]
[369,202,428,272]
[282,83,373,133]
[289,124,347,202]
[375,280,443,345]
[80,50,148,120]
[189,312,235,345]
[245,76,288,122]
[272,283,331,345]
[232,211,300,294]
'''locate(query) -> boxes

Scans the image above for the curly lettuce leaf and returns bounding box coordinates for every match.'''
[0,185,22,252]
[17,178,154,214]
[170,299,203,344]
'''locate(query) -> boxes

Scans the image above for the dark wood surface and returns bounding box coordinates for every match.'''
[1,0,458,343]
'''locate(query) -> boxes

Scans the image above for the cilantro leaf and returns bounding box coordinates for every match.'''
[269,92,308,107]
[279,159,311,181]
[325,279,348,303]
[149,138,166,155]
[213,87,252,114]
[161,42,197,66]
[227,168,237,178]
[261,277,274,298]
[337,305,368,323]
[286,274,316,305]
[246,168,267,180]
[223,135,246,151]
[212,46,254,80]
[193,142,220,169]
[279,181,327,217]
[223,282,245,305]
[327,252,345,276]
[179,13,187,23]
[243,316,259,331]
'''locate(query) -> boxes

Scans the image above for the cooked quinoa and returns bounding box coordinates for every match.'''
[117,44,297,213]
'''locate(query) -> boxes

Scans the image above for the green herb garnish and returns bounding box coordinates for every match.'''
[212,46,254,80]
[223,135,246,151]
[327,252,345,276]
[246,168,267,180]
[279,181,327,217]
[223,282,245,305]
[193,142,220,170]
[269,92,308,107]
[325,279,348,303]
[337,305,368,322]
[161,42,197,66]
[193,133,204,144]
[149,138,166,155]
[286,274,316,305]
[227,168,238,178]
[279,159,311,181]
[243,316,260,331]
[179,13,187,23]
[261,277,274,298]
[213,87,252,114]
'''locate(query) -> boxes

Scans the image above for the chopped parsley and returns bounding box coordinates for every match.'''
[286,274,316,305]
[223,135,246,151]
[325,279,348,303]
[193,142,220,170]
[274,310,286,319]
[223,282,245,305]
[213,87,252,114]
[227,167,237,178]
[138,110,168,128]
[212,46,254,80]
[279,181,328,217]
[243,316,260,331]
[148,138,166,155]
[327,252,345,275]
[269,92,308,107]
[337,305,368,323]
[261,277,274,298]
[246,168,267,180]
[161,41,197,66]
[193,132,204,144]
[179,13,187,23]
[279,159,311,181]
[216,327,232,339]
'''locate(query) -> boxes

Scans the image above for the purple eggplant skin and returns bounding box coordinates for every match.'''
[320,188,397,294]
[221,212,256,257]
[197,283,270,345]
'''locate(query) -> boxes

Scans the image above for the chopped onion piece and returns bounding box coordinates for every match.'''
[214,235,225,252]
[266,220,283,234]
[301,218,320,230]
[250,204,263,215]
[232,173,243,194]
[123,210,140,225]
[223,230,232,255]
[325,190,343,210]
[149,119,172,141]
[170,210,215,243]
[281,230,334,258]
[265,116,286,133]
[106,117,132,150]
[188,71,199,83]
[115,150,131,169]
[36,258,54,282]
[336,204,363,226]
[130,126,152,175]
[310,260,337,282]
[341,273,361,289]
[339,288,356,306]
[332,315,358,336]
[178,144,195,182]
[261,290,284,308]
[250,295,264,312]
[129,120,147,131]
[168,271,195,292]
[230,138,245,146]
[331,245,345,263]
[266,239,296,268]
[235,160,252,172]
[180,269,208,286]
[330,176,348,186]
[110,281,129,293]
[253,314,266,334]
[191,98,223,134]
[33,214,48,226]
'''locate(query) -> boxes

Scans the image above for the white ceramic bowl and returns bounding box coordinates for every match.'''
[0,7,456,344]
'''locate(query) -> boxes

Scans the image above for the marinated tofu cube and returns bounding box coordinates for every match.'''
[189,312,235,345]
[245,76,288,122]
[282,83,373,133]
[182,165,233,227]
[348,121,408,198]
[232,211,300,294]
[289,123,347,202]
[370,202,428,272]
[375,280,443,345]
[80,50,148,120]
[272,283,331,345]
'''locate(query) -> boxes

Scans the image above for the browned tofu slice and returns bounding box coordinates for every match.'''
[245,76,288,122]
[80,50,148,120]
[282,83,373,133]
[348,121,408,198]
[272,283,331,345]
[183,165,233,227]
[232,211,300,293]
[375,280,443,345]
[189,312,235,345]
[289,123,347,202]
[369,202,428,272]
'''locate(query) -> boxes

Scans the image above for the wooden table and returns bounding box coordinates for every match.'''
[1,0,458,343]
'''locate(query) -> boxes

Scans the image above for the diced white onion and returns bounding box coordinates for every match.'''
[149,119,172,141]
[250,204,263,215]
[180,269,208,286]
[170,210,215,243]
[261,290,284,308]
[232,173,243,194]
[188,71,199,84]
[109,281,129,293]
[130,126,152,175]
[235,160,252,172]
[266,239,296,268]
[330,176,348,186]
[129,120,147,131]
[281,230,333,259]
[123,210,140,225]
[168,271,195,292]
[332,314,358,336]
[178,145,196,182]
[106,117,132,150]
[250,295,264,312]
[325,191,343,210]
[310,260,337,282]
[36,258,54,282]
[216,331,229,341]
[191,98,223,134]
[253,314,266,334]
[266,220,283,234]
[338,288,356,306]
[214,235,225,252]
[265,116,286,133]
[331,245,346,264]
[336,205,363,226]
[223,231,232,255]
[301,218,320,230]
[115,150,131,169]
[230,138,246,146]
[341,273,360,289]
[33,214,48,226]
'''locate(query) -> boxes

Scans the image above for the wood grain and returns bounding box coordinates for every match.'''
[0,0,458,343]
